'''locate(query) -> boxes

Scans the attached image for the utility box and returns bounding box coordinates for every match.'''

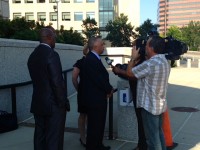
[117,79,138,141]
[119,87,133,106]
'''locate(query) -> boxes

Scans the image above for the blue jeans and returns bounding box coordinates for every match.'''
[141,109,166,150]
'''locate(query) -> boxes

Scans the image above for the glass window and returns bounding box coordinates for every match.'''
[74,12,83,21]
[62,12,70,21]
[38,12,46,21]
[49,0,56,3]
[99,11,113,27]
[74,0,82,3]
[99,0,113,11]
[86,12,95,19]
[86,0,95,3]
[13,13,21,19]
[38,0,45,3]
[62,0,70,3]
[25,0,33,3]
[13,0,21,3]
[25,12,34,21]
[50,12,57,21]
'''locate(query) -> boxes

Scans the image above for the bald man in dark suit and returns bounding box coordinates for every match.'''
[82,36,114,150]
[27,27,70,150]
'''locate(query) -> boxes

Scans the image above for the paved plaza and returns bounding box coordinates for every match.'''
[0,67,200,150]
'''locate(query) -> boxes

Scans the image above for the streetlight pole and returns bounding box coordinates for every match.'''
[56,0,60,30]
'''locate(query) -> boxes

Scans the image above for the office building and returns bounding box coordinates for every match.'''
[0,0,9,19]
[8,0,140,37]
[158,0,200,35]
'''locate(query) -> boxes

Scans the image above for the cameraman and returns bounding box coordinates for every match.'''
[112,39,147,150]
[126,35,170,150]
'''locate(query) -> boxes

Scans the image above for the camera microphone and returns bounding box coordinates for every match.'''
[105,57,114,67]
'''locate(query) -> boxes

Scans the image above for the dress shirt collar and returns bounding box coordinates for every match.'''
[91,50,101,60]
[40,43,52,49]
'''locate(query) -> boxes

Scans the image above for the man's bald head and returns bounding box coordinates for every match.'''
[39,26,56,48]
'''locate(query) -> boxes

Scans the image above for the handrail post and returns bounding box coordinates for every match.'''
[11,87,17,115]
[108,94,113,140]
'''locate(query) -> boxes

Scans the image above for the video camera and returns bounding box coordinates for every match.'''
[106,31,188,80]
[163,36,188,60]
[147,30,188,60]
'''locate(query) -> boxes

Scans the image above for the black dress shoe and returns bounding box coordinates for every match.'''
[167,142,178,150]
[79,138,86,147]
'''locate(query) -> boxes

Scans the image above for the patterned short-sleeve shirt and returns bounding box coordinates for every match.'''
[132,54,170,115]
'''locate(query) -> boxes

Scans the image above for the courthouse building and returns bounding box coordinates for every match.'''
[158,0,200,35]
[6,0,140,38]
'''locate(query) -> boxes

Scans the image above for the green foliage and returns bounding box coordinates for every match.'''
[57,27,84,46]
[181,21,200,51]
[11,29,39,41]
[11,17,35,31]
[0,17,44,41]
[166,25,182,41]
[0,17,84,45]
[82,17,100,42]
[0,17,12,38]
[105,14,137,47]
[135,19,159,39]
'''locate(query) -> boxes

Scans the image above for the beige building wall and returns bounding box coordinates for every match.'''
[8,0,140,31]
[159,0,200,34]
[0,0,9,19]
[115,0,140,28]
[9,0,98,31]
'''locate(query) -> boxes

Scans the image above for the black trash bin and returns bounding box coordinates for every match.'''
[0,110,18,133]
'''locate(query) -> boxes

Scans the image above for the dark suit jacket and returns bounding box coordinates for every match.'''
[27,44,69,115]
[82,51,113,108]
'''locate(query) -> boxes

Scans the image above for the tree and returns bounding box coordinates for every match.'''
[135,19,159,39]
[0,17,84,45]
[0,17,44,40]
[181,21,200,51]
[0,17,12,38]
[166,25,182,41]
[105,13,137,47]
[57,27,84,46]
[82,17,100,42]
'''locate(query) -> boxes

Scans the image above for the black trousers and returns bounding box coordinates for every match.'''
[33,105,66,150]
[133,100,147,150]
[86,104,107,150]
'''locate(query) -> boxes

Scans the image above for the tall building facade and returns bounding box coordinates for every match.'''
[0,0,9,19]
[158,0,200,35]
[8,0,140,37]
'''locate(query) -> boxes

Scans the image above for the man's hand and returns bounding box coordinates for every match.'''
[131,46,140,61]
[112,66,121,75]
[107,89,115,98]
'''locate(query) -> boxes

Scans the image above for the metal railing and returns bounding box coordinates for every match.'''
[0,68,73,116]
[0,67,117,140]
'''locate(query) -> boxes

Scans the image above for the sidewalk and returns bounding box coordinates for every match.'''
[0,68,200,150]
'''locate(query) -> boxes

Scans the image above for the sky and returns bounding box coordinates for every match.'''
[140,0,159,25]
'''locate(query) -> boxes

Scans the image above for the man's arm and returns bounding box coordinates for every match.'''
[127,46,141,79]
[126,58,138,79]
[48,51,70,111]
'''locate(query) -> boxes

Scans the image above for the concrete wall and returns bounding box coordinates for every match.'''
[0,38,83,122]
[0,38,132,122]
